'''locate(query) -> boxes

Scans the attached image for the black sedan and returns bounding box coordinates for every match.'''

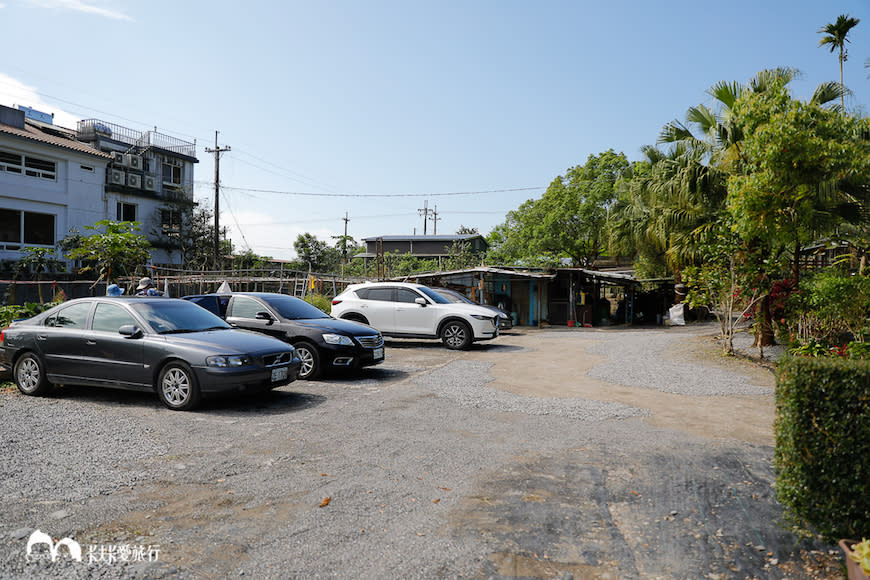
[0,297,301,411]
[183,292,385,380]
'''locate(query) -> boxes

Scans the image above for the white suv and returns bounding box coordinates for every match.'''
[330,282,499,350]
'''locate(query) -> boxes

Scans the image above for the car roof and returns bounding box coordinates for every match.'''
[349,281,426,289]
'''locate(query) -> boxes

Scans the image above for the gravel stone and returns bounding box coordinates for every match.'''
[415,359,648,421]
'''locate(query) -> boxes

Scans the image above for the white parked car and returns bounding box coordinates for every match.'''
[330,282,500,350]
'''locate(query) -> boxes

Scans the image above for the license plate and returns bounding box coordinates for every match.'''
[373,347,384,360]
[271,366,289,382]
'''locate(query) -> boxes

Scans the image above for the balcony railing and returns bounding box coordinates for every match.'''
[77,119,196,159]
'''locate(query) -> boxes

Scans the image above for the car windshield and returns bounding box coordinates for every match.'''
[131,301,232,334]
[434,289,473,304]
[417,286,451,304]
[261,294,331,320]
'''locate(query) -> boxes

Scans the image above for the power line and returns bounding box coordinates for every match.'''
[210,184,544,198]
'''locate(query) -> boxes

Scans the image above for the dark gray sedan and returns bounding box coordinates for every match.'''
[0,297,301,411]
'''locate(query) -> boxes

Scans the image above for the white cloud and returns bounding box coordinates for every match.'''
[0,73,80,128]
[26,0,132,21]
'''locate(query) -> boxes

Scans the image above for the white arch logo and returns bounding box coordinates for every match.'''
[25,530,82,562]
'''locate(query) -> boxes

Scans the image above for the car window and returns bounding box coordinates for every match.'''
[92,302,137,333]
[46,302,91,328]
[396,288,422,304]
[229,296,267,319]
[130,301,230,334]
[417,286,451,304]
[365,287,394,302]
[188,295,229,318]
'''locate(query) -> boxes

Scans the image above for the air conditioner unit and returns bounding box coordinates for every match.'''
[143,174,159,192]
[127,173,142,189]
[112,152,125,166]
[109,168,125,185]
[125,154,142,170]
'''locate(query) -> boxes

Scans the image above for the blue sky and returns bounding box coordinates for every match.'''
[2,0,870,261]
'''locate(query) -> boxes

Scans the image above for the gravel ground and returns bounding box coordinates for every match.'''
[0,324,841,579]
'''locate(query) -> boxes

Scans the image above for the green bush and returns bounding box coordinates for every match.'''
[0,302,54,328]
[304,293,332,314]
[775,355,870,542]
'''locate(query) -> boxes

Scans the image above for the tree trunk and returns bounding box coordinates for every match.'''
[673,266,685,304]
[752,294,776,353]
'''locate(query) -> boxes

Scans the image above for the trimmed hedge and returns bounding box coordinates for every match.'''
[775,356,870,542]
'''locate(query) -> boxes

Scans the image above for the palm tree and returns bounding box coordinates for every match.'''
[818,14,860,110]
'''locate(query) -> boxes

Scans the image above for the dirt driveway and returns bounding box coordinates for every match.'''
[0,323,841,579]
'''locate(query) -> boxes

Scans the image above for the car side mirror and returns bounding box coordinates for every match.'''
[415,297,427,307]
[119,324,143,339]
[255,311,275,324]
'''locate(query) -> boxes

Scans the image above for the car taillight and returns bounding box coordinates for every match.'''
[0,329,4,343]
[331,299,342,305]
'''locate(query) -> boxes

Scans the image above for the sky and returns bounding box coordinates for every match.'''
[2,0,870,261]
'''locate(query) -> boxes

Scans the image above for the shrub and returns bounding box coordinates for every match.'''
[785,270,870,345]
[304,293,332,314]
[775,356,870,542]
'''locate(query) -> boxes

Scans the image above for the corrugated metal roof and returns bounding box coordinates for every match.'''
[0,120,111,159]
[362,234,484,242]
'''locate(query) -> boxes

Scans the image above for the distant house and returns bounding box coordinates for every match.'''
[355,234,488,260]
[0,104,198,270]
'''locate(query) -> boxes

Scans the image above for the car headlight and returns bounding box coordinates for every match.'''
[470,314,489,320]
[322,333,354,346]
[207,355,251,367]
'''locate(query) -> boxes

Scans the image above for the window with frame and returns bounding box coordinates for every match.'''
[362,287,394,302]
[0,150,56,180]
[161,209,181,237]
[0,150,22,174]
[229,296,268,319]
[0,209,55,246]
[396,288,423,303]
[116,202,136,222]
[92,303,137,333]
[47,302,91,329]
[24,156,56,180]
[162,158,183,185]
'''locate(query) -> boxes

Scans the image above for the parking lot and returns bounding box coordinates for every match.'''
[0,324,841,579]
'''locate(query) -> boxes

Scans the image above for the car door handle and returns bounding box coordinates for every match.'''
[36,335,47,341]
[86,339,97,345]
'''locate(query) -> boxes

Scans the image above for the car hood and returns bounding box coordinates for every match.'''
[434,303,500,317]
[291,318,378,336]
[161,329,293,354]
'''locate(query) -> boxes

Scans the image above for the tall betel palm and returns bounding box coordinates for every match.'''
[818,14,860,110]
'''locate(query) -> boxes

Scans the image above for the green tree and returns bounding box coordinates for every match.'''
[15,247,65,303]
[294,233,341,272]
[818,14,860,110]
[493,150,630,267]
[63,220,152,286]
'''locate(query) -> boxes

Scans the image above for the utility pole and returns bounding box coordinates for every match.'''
[205,131,230,270]
[430,204,441,235]
[341,212,350,275]
[418,200,431,235]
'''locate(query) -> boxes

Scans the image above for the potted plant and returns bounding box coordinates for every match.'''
[840,539,870,580]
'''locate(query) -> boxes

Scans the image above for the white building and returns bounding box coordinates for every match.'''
[0,104,198,270]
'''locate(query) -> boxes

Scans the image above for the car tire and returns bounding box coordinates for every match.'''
[293,341,321,380]
[341,313,369,325]
[13,352,53,396]
[157,361,201,411]
[441,320,473,350]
